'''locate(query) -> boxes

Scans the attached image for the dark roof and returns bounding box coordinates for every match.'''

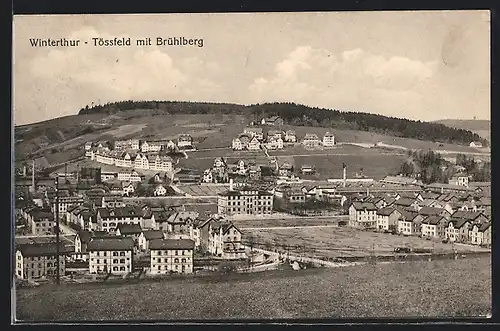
[142,230,164,240]
[447,219,470,229]
[17,243,71,257]
[30,209,54,222]
[479,222,491,232]
[351,202,377,211]
[394,198,417,207]
[400,210,421,222]
[451,211,485,221]
[87,237,134,251]
[418,207,449,216]
[376,207,398,216]
[97,207,142,218]
[116,223,143,234]
[149,239,195,250]
[77,230,93,244]
[422,215,446,225]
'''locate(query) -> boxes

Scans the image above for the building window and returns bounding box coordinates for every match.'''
[120,252,125,256]
[120,259,125,263]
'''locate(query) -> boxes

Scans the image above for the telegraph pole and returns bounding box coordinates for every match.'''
[55,176,60,285]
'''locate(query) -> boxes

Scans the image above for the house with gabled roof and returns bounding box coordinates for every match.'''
[138,230,165,251]
[376,207,401,232]
[421,216,447,239]
[348,202,378,229]
[450,210,488,225]
[469,222,491,246]
[284,130,296,143]
[87,237,134,275]
[445,219,471,243]
[247,136,261,151]
[418,206,451,219]
[149,239,195,274]
[398,210,424,236]
[261,116,284,126]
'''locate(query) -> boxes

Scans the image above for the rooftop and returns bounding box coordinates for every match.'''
[149,239,195,250]
[87,237,134,251]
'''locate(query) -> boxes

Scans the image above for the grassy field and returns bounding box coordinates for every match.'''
[233,217,342,229]
[291,154,406,180]
[242,227,491,258]
[177,184,230,196]
[15,256,491,321]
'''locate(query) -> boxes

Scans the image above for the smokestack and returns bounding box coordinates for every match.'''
[23,166,26,177]
[229,178,234,191]
[31,160,35,193]
[343,163,347,188]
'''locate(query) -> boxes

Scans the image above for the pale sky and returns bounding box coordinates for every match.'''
[13,11,490,125]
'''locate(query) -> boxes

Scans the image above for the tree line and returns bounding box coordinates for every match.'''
[399,150,491,184]
[78,100,487,147]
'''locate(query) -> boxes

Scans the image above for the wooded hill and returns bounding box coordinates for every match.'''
[78,101,488,147]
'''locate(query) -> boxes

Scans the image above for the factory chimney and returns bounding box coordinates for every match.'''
[343,163,347,188]
[229,178,234,191]
[31,160,35,193]
[23,166,26,177]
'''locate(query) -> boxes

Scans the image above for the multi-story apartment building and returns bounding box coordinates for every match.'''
[29,209,56,235]
[348,202,378,228]
[140,141,162,153]
[15,243,67,280]
[96,206,143,232]
[149,239,195,274]
[302,133,320,148]
[87,237,134,275]
[322,132,335,147]
[445,219,471,243]
[217,187,274,216]
[51,196,85,221]
[421,216,447,239]
[469,222,491,246]
[376,207,401,231]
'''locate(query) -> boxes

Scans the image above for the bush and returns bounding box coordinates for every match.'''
[217,261,238,274]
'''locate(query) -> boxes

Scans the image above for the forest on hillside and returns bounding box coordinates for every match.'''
[78,101,488,147]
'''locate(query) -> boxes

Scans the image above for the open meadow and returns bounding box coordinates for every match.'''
[15,256,491,321]
[242,227,491,258]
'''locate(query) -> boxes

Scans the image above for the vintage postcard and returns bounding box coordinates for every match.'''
[12,11,491,322]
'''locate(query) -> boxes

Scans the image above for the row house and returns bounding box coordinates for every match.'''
[15,243,68,280]
[348,202,378,228]
[450,210,489,225]
[217,188,274,217]
[421,216,447,239]
[284,130,297,143]
[243,127,264,141]
[302,133,321,148]
[322,132,335,147]
[141,141,162,153]
[88,237,134,275]
[96,206,143,233]
[444,219,471,243]
[114,152,134,167]
[469,222,491,247]
[149,239,195,274]
[397,210,424,236]
[376,207,401,232]
[114,139,140,151]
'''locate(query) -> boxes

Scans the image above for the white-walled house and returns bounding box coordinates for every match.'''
[348,202,378,229]
[149,239,195,275]
[154,185,168,196]
[323,132,335,147]
[232,138,243,151]
[87,237,134,275]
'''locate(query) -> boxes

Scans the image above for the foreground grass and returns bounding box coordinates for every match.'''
[16,256,490,321]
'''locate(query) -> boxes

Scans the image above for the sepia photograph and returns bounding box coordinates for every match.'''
[12,11,491,322]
